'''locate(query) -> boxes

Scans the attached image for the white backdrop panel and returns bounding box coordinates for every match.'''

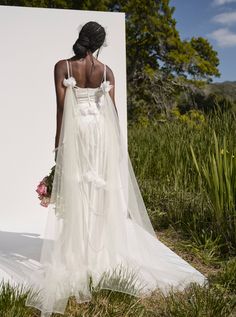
[0,5,126,236]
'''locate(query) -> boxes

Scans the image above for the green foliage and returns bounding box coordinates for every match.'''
[122,0,220,120]
[0,0,72,8]
[128,107,236,256]
[205,80,236,104]
[178,228,224,265]
[209,258,236,293]
[0,280,35,316]
[152,283,236,317]
[1,0,221,121]
[189,37,220,80]
[1,272,236,316]
[0,279,147,317]
[190,130,236,253]
[0,0,111,10]
[170,107,206,129]
[194,92,235,113]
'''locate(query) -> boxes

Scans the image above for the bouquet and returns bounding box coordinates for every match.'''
[36,165,56,207]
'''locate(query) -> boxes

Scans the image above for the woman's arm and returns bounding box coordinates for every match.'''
[106,66,118,118]
[54,60,66,161]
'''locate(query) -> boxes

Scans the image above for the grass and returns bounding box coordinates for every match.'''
[0,280,36,317]
[143,282,236,317]
[1,106,236,316]
[1,228,235,316]
[128,106,236,257]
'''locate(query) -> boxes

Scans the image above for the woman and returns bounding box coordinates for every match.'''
[54,23,118,161]
[25,21,207,317]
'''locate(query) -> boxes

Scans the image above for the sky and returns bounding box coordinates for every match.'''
[170,0,236,82]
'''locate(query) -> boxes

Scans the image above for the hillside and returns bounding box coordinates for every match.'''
[204,80,236,101]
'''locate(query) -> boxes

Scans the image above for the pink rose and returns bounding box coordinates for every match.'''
[36,181,47,196]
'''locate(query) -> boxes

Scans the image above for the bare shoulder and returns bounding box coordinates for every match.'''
[54,59,67,76]
[106,64,115,84]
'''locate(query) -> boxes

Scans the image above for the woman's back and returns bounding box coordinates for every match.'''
[66,56,106,89]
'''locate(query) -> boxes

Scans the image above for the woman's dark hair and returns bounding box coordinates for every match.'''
[73,21,106,59]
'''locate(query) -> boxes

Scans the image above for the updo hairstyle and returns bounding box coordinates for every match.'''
[73,21,106,59]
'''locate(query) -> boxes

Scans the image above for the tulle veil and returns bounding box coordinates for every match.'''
[23,74,162,315]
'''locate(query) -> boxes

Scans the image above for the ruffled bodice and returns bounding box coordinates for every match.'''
[63,76,113,117]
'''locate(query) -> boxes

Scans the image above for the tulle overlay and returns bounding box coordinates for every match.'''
[25,73,208,316]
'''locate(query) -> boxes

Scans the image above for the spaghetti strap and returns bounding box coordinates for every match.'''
[104,64,106,82]
[69,60,73,77]
[66,60,70,78]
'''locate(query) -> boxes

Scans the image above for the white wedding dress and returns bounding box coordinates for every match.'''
[24,60,208,316]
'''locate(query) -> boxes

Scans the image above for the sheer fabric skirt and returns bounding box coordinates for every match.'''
[24,87,208,316]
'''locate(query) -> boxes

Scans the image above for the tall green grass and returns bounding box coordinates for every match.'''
[145,283,236,317]
[190,130,236,253]
[128,107,236,257]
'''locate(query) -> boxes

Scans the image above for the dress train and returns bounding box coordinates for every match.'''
[22,61,208,316]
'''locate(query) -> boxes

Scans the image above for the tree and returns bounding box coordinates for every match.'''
[115,0,220,120]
